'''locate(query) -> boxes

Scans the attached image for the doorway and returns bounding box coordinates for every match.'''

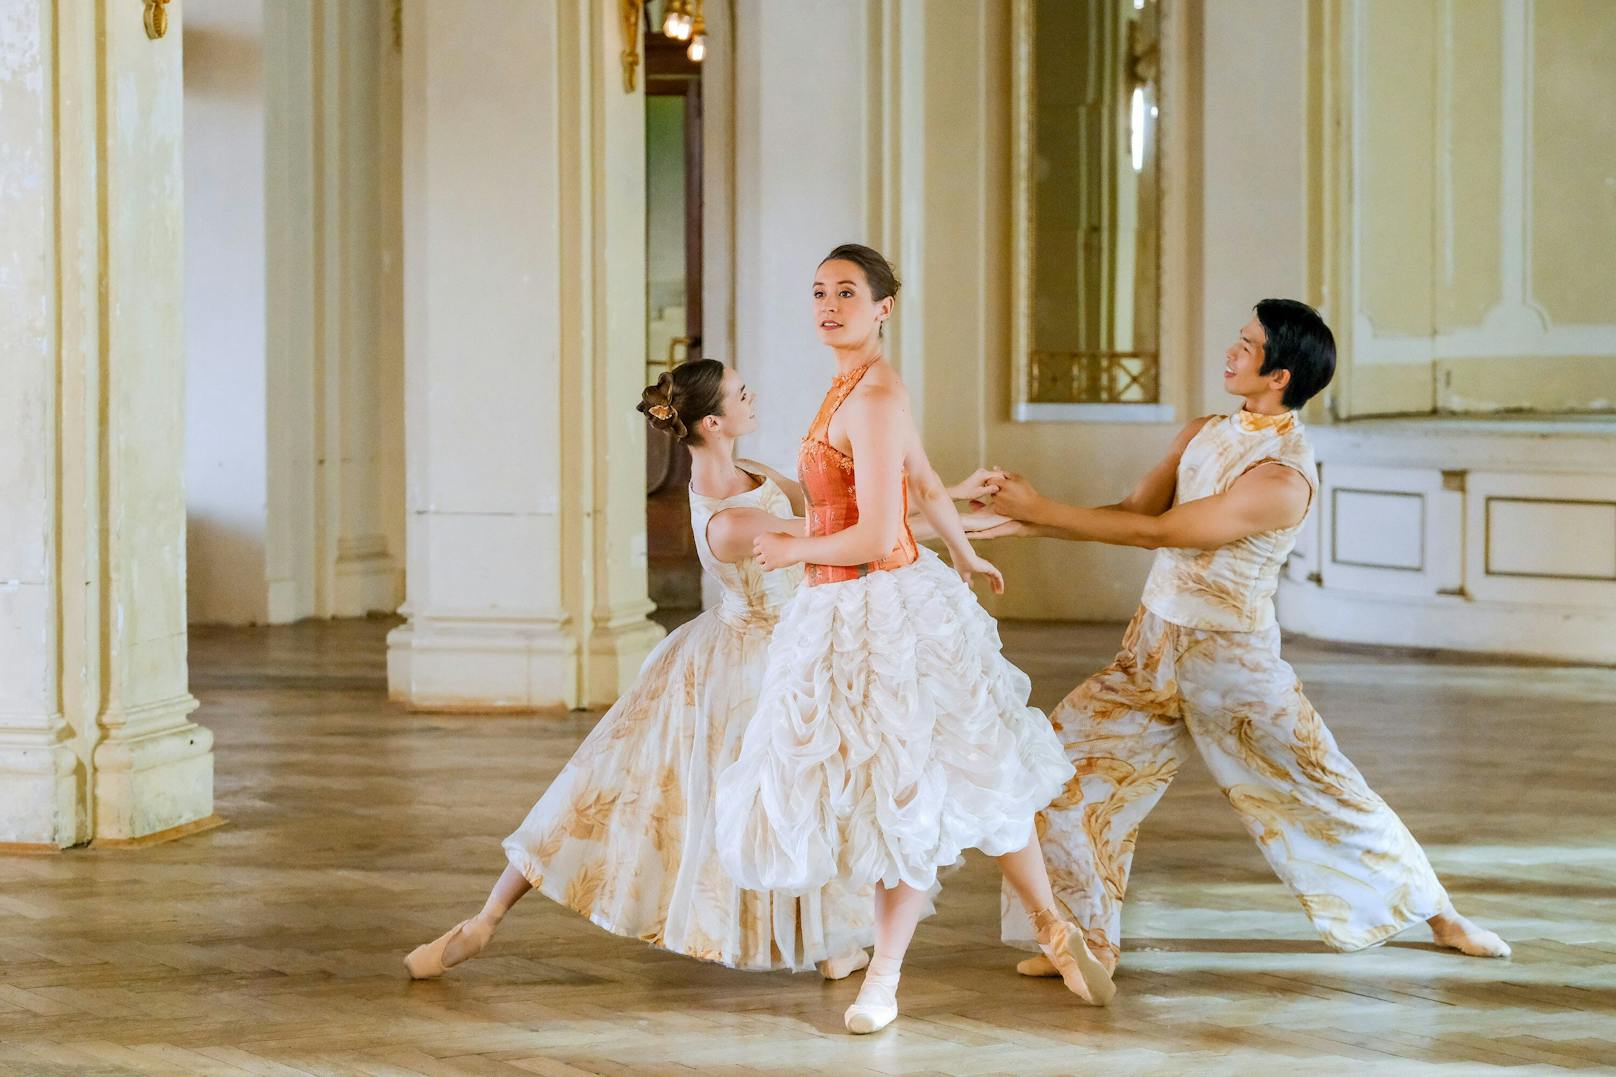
[643,21,705,615]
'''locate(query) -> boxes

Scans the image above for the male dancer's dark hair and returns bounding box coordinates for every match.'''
[1254,299,1335,408]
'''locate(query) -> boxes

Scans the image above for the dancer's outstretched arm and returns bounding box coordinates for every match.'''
[990,462,1311,551]
[971,417,1212,542]
[716,460,1006,562]
[741,457,1002,517]
[945,468,1004,504]
[1113,416,1213,516]
[706,503,1008,563]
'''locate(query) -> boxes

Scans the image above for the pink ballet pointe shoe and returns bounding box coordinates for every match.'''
[1015,953,1061,977]
[1032,910,1116,1006]
[404,914,497,979]
[1017,932,1118,978]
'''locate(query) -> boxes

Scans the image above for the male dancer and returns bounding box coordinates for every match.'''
[985,299,1508,975]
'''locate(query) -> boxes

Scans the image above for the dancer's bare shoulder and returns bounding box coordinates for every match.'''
[1230,462,1313,528]
[842,367,911,423]
[851,361,908,399]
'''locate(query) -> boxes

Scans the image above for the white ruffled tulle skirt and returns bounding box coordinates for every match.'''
[501,607,874,972]
[715,547,1074,893]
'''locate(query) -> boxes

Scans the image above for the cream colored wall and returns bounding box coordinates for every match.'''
[730,0,873,474]
[387,0,661,710]
[1279,0,1616,657]
[184,0,270,626]
[1280,417,1616,663]
[184,0,404,625]
[321,0,404,619]
[1328,0,1616,418]
[902,0,1310,620]
[717,0,1316,620]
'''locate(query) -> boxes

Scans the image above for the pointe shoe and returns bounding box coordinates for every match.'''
[1034,915,1116,1007]
[843,967,900,1034]
[1015,953,1061,977]
[1019,936,1118,978]
[404,914,497,979]
[818,948,871,981]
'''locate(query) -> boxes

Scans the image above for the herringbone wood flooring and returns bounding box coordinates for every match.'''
[2,617,1613,1075]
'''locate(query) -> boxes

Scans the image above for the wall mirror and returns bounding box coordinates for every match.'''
[1013,0,1165,421]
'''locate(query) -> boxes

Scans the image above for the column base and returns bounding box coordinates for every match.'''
[92,696,216,842]
[586,615,666,707]
[0,726,83,847]
[387,616,581,711]
[90,812,227,848]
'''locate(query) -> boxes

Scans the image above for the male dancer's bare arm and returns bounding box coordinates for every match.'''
[993,463,1311,550]
[972,417,1212,541]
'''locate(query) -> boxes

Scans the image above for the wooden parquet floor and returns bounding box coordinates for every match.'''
[3,616,1615,1075]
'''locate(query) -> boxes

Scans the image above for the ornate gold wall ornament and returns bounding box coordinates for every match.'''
[620,0,645,92]
[144,0,171,40]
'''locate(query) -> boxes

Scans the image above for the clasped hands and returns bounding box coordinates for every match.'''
[957,466,1046,539]
[750,467,1046,575]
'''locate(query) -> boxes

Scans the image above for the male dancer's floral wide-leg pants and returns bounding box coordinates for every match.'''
[1003,607,1449,966]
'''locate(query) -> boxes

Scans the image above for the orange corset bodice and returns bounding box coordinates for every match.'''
[798,363,918,587]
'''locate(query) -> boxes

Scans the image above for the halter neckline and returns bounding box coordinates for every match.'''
[831,360,880,386]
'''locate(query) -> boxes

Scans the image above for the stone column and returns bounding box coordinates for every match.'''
[387,0,661,711]
[1,0,215,847]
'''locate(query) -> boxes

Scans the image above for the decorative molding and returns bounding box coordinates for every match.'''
[1331,0,1615,414]
[90,814,227,849]
[1483,495,1616,581]
[619,0,645,92]
[1290,424,1616,657]
[1330,488,1426,572]
[144,0,172,40]
[1278,575,1616,665]
[1010,0,1033,420]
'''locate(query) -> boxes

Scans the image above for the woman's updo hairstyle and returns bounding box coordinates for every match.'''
[637,358,727,444]
[821,243,901,302]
